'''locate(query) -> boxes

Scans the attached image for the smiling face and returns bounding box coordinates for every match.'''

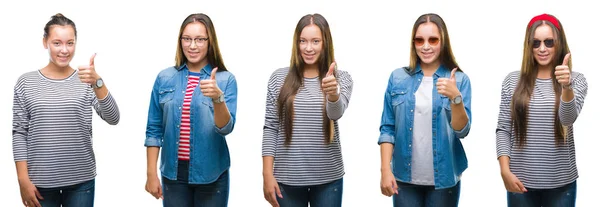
[43,25,76,68]
[532,24,556,67]
[414,22,441,66]
[298,24,323,66]
[181,22,209,67]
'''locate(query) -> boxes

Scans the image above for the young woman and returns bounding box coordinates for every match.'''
[261,13,353,207]
[378,13,472,207]
[12,13,120,207]
[144,13,238,207]
[496,13,587,207]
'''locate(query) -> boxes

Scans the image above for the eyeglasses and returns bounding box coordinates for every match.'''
[181,37,209,46]
[414,37,440,46]
[533,39,554,48]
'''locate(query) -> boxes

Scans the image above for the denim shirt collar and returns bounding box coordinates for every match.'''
[414,64,450,78]
[177,63,214,76]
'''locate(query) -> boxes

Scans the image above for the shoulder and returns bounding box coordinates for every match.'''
[571,71,586,83]
[335,69,352,82]
[14,70,39,89]
[156,66,178,79]
[269,67,290,82]
[388,66,411,82]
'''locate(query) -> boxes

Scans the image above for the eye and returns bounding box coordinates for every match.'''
[183,37,192,41]
[313,39,320,44]
[68,42,74,46]
[299,39,306,43]
[53,42,61,46]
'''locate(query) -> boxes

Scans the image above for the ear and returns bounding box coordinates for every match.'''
[43,37,48,49]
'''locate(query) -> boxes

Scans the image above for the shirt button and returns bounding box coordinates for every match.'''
[410,110,414,112]
[408,163,411,166]
[409,128,412,131]
[177,125,180,128]
[409,144,412,147]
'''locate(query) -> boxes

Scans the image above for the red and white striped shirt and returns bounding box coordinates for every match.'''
[178,73,201,160]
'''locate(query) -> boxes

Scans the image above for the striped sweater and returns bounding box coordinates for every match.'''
[12,70,120,188]
[262,67,353,186]
[496,71,587,189]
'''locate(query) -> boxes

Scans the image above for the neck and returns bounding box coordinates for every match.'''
[420,61,440,77]
[41,61,73,79]
[187,59,209,73]
[536,65,553,79]
[303,64,319,78]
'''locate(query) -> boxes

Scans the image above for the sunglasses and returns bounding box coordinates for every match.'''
[414,37,440,46]
[533,39,555,48]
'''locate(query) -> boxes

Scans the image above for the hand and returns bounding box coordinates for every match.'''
[322,62,339,102]
[380,169,398,197]
[145,175,163,199]
[200,67,223,100]
[555,53,571,88]
[78,53,101,85]
[263,174,282,207]
[501,170,527,193]
[436,68,460,99]
[19,179,43,207]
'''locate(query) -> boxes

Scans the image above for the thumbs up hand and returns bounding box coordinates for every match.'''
[200,67,223,100]
[78,53,100,85]
[555,53,571,88]
[436,68,460,98]
[322,62,340,102]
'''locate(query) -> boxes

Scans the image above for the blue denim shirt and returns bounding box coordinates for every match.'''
[378,65,471,189]
[145,63,237,184]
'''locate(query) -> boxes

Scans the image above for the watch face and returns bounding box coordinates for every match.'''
[96,79,103,87]
[453,96,462,104]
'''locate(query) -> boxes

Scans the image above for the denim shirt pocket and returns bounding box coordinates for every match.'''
[390,88,409,133]
[158,88,175,106]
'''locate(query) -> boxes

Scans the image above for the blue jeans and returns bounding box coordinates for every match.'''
[507,181,576,207]
[393,181,460,207]
[276,178,343,207]
[162,160,229,207]
[37,179,95,207]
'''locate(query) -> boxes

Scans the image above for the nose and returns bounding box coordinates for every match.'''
[60,45,68,53]
[422,42,431,50]
[189,40,198,49]
[538,44,547,52]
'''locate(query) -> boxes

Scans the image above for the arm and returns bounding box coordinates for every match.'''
[559,73,587,126]
[145,76,164,148]
[326,71,353,120]
[451,74,472,138]
[378,74,396,145]
[146,147,160,178]
[496,74,514,159]
[91,84,120,125]
[214,75,238,135]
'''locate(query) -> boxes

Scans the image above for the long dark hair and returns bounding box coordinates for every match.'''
[409,13,460,72]
[175,13,227,71]
[278,13,335,146]
[511,14,571,147]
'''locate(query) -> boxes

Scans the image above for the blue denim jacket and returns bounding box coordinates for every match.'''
[378,65,471,189]
[145,63,237,184]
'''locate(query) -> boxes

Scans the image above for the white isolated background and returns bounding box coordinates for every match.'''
[0,0,597,206]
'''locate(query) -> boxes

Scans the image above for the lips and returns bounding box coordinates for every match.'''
[421,52,434,58]
[188,51,200,58]
[57,56,69,61]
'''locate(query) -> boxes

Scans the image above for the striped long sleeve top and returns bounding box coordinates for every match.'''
[496,71,587,189]
[262,67,353,186]
[12,70,120,188]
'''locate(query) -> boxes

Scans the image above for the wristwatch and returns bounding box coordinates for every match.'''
[450,94,463,105]
[92,78,104,88]
[213,93,225,104]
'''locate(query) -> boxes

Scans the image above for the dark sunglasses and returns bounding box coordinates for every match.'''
[414,37,440,46]
[533,39,555,48]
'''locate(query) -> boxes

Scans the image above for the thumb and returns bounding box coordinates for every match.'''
[327,62,336,76]
[516,180,527,193]
[450,68,457,80]
[562,53,571,66]
[89,53,97,66]
[211,67,218,80]
[392,179,398,194]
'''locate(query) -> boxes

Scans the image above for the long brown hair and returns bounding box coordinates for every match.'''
[409,13,460,72]
[278,13,335,146]
[175,13,227,71]
[511,14,571,147]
